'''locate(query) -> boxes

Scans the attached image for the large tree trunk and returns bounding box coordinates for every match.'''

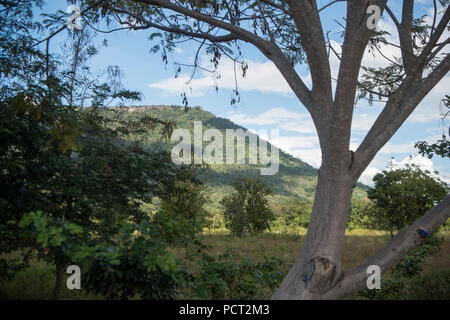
[272,163,354,299]
[272,160,450,299]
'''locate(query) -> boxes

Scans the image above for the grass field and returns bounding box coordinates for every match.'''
[1,229,449,299]
[200,228,450,273]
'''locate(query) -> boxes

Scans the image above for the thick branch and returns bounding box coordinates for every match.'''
[332,0,387,156]
[398,0,415,74]
[260,0,291,16]
[284,0,336,144]
[323,195,450,299]
[124,0,314,112]
[286,0,333,104]
[353,53,450,180]
[130,0,271,50]
[352,5,450,179]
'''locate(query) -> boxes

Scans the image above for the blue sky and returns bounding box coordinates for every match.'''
[39,1,450,186]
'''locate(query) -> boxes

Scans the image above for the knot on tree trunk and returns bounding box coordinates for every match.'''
[302,256,344,295]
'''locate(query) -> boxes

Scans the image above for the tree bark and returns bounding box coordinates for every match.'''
[53,263,65,300]
[272,163,354,299]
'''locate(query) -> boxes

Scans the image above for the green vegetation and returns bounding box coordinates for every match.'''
[2,229,449,300]
[356,234,448,300]
[367,163,448,235]
[154,179,210,245]
[221,177,275,237]
[0,1,448,301]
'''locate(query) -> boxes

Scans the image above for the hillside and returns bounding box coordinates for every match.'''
[108,105,368,213]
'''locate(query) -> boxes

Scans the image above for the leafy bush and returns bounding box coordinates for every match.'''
[154,179,209,245]
[392,234,443,279]
[356,269,450,300]
[187,248,287,299]
[278,199,312,228]
[221,177,275,237]
[367,163,448,234]
[347,198,376,230]
[407,269,450,300]
[74,220,185,300]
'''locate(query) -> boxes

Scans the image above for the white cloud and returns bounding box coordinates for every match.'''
[288,148,323,169]
[378,135,442,154]
[149,57,294,96]
[351,113,378,133]
[272,135,320,150]
[173,47,184,54]
[379,141,416,154]
[264,133,322,168]
[228,107,308,126]
[229,107,318,135]
[390,155,436,173]
[360,166,382,186]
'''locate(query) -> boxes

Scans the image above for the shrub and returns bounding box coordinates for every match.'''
[154,180,209,245]
[188,248,287,299]
[221,177,275,237]
[367,163,448,234]
[74,220,185,300]
[279,199,312,228]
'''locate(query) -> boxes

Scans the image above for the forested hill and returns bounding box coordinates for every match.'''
[108,105,368,212]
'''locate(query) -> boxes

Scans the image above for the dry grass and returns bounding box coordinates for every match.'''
[199,229,450,274]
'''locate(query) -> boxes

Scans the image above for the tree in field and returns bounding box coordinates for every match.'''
[280,199,313,229]
[221,177,274,237]
[347,198,374,231]
[27,0,450,299]
[367,163,449,236]
[154,179,210,245]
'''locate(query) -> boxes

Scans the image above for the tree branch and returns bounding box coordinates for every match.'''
[324,194,450,299]
[353,53,450,180]
[123,0,314,112]
[111,6,238,43]
[398,0,415,74]
[329,0,386,162]
[286,0,333,103]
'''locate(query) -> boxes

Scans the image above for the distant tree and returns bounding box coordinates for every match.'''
[154,178,209,245]
[221,177,274,237]
[347,198,375,231]
[281,199,312,229]
[367,163,449,236]
[357,164,448,298]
